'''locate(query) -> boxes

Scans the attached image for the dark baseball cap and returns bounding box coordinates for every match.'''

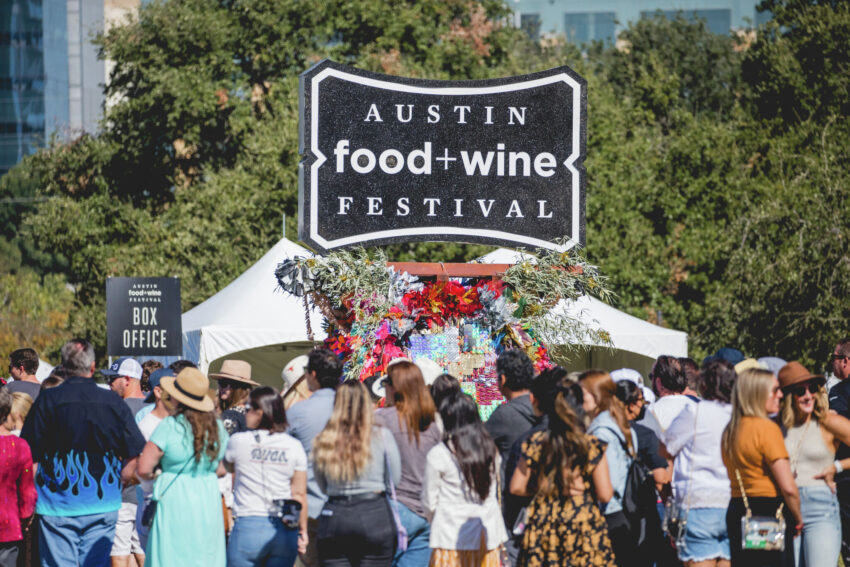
[145,367,175,403]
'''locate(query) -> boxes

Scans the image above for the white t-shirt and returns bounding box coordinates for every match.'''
[137,412,164,495]
[225,430,308,518]
[649,394,697,435]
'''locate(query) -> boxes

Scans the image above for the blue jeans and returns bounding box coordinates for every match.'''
[677,508,730,563]
[392,501,431,567]
[795,485,841,567]
[227,516,299,567]
[39,511,119,567]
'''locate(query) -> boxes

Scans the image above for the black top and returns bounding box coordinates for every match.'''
[485,394,541,465]
[633,422,668,471]
[830,380,850,489]
[20,376,146,516]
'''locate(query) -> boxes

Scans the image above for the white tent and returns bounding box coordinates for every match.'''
[477,248,688,376]
[174,237,327,382]
[168,242,686,384]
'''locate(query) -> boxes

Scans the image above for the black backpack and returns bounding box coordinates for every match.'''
[599,427,662,546]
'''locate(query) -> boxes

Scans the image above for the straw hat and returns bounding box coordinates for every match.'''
[209,360,259,387]
[161,367,215,412]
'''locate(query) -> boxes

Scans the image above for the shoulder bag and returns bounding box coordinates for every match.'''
[735,469,785,551]
[664,403,699,549]
[384,451,409,552]
[141,457,191,528]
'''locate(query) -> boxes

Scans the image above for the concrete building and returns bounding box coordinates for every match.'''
[0,0,138,176]
[510,0,771,42]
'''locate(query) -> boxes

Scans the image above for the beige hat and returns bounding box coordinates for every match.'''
[161,367,215,412]
[734,358,766,374]
[282,355,309,390]
[209,360,259,386]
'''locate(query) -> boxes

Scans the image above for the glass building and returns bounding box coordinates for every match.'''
[1,0,107,176]
[511,0,771,42]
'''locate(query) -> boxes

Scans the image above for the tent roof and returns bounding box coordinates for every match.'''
[477,249,688,359]
[181,238,327,372]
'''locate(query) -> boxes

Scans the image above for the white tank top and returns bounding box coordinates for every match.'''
[785,420,834,487]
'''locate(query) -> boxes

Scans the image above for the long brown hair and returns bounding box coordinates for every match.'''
[313,381,374,483]
[537,370,592,498]
[176,405,221,463]
[580,369,633,454]
[221,384,250,411]
[388,361,436,445]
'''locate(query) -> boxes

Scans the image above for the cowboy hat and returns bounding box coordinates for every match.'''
[209,360,259,387]
[160,367,215,412]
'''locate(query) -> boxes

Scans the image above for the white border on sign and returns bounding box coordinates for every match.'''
[309,68,583,252]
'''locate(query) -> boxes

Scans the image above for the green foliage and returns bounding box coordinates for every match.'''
[5,0,849,368]
[600,12,744,125]
[0,270,74,363]
[745,0,850,125]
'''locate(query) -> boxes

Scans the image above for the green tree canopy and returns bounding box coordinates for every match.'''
[3,0,848,369]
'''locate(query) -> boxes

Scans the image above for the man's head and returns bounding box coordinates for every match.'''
[101,357,143,397]
[306,348,343,391]
[650,355,686,397]
[496,349,534,394]
[9,348,39,381]
[679,357,700,393]
[146,367,177,413]
[141,359,163,393]
[833,338,850,380]
[60,339,96,377]
[168,359,197,375]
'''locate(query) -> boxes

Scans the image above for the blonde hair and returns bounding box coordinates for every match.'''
[10,392,34,429]
[313,381,373,483]
[282,378,312,410]
[779,383,828,429]
[722,368,775,457]
[580,370,633,454]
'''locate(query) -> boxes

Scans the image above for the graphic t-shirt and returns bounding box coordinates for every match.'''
[224,430,307,517]
[20,376,146,517]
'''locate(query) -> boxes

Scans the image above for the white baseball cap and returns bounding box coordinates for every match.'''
[100,357,142,380]
[281,355,309,390]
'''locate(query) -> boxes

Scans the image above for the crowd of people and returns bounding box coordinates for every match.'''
[2,339,850,567]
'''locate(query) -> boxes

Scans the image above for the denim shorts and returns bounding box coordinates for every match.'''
[677,507,731,563]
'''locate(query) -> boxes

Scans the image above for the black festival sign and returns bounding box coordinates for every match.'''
[106,277,182,356]
[298,60,586,254]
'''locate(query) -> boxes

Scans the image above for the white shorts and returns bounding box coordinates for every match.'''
[111,501,145,556]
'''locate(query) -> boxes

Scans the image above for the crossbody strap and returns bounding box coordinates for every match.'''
[735,469,784,522]
[156,456,192,501]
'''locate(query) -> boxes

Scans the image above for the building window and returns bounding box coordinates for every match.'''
[640,9,732,35]
[520,13,541,40]
[564,12,616,45]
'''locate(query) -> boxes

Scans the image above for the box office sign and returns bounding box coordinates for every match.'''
[298,60,586,254]
[106,277,182,356]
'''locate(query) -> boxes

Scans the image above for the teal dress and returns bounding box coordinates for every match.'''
[146,415,229,567]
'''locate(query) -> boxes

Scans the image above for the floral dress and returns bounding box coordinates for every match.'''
[518,431,616,567]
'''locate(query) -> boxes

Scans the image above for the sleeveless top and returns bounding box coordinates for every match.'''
[785,420,834,487]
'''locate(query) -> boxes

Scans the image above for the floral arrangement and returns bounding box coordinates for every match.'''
[275,242,612,382]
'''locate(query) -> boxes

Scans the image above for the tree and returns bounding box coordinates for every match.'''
[17,0,525,360]
[0,270,74,363]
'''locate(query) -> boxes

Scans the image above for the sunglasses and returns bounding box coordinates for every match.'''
[218,380,238,389]
[831,354,849,362]
[788,380,824,397]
